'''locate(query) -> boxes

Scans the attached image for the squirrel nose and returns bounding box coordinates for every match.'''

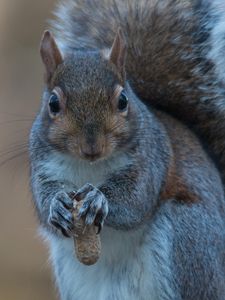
[80,144,104,161]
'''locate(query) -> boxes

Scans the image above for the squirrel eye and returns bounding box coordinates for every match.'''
[49,92,60,114]
[118,90,128,111]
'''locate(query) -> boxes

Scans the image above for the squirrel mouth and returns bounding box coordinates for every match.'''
[82,153,103,162]
[78,149,105,163]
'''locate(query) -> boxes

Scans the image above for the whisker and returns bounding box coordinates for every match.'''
[0,119,33,125]
[0,112,36,118]
[0,150,28,168]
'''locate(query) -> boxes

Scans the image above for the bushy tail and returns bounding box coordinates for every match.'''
[52,0,225,184]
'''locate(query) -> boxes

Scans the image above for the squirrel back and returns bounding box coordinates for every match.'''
[52,0,225,184]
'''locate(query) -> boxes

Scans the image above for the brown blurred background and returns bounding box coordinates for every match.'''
[0,0,58,299]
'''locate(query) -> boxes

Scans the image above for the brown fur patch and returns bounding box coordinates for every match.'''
[160,157,198,203]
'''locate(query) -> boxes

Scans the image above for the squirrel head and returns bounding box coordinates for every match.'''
[39,30,139,162]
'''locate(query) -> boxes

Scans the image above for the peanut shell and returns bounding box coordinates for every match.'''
[72,200,101,265]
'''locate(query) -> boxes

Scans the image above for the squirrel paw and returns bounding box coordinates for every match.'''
[75,183,108,233]
[48,191,74,237]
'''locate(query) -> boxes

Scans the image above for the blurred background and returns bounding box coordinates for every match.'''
[0,0,58,299]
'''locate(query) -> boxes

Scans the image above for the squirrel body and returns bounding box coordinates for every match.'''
[31,105,225,299]
[29,0,225,299]
[30,93,225,299]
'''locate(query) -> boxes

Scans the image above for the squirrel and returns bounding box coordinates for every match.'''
[29,1,225,300]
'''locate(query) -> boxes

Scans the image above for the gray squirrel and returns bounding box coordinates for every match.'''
[29,0,225,299]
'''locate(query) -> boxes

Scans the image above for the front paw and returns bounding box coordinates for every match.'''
[48,191,74,237]
[75,183,108,233]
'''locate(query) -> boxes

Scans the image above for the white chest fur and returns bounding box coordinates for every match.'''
[41,151,130,189]
[42,211,175,300]
[44,227,156,300]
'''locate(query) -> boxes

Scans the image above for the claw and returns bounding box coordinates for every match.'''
[68,190,77,200]
[96,223,102,234]
[94,215,104,234]
[75,183,93,201]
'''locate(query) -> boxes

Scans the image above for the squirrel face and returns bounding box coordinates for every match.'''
[39,30,138,162]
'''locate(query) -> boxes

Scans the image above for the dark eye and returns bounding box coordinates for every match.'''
[49,92,60,114]
[118,90,128,111]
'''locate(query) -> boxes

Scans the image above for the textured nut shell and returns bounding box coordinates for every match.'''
[73,200,101,265]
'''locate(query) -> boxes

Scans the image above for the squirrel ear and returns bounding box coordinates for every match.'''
[40,30,63,83]
[109,29,127,81]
